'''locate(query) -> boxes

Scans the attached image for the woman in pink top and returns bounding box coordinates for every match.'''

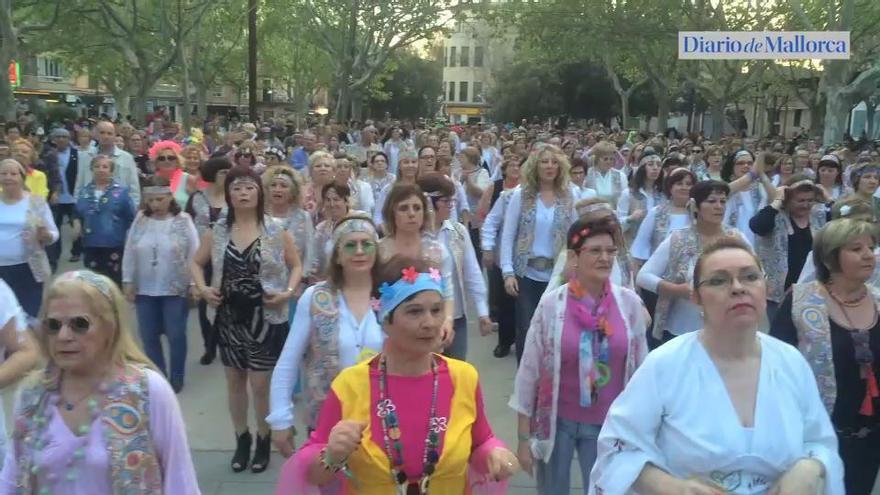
[0,270,200,495]
[510,217,649,495]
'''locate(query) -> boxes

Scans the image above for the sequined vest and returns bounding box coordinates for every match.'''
[210,216,290,324]
[512,189,575,277]
[12,365,162,495]
[755,207,826,303]
[23,194,52,283]
[128,212,195,296]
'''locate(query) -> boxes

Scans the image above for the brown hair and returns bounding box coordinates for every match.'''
[326,214,379,288]
[813,219,879,283]
[662,167,696,197]
[141,175,182,216]
[692,236,762,291]
[372,255,432,323]
[460,146,481,169]
[381,183,428,236]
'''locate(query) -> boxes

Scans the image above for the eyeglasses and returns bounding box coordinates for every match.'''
[578,246,619,259]
[42,316,92,335]
[156,155,178,162]
[697,269,764,290]
[341,239,376,255]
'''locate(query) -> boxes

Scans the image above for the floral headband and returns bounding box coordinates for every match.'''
[377,267,444,322]
[576,202,612,217]
[569,226,591,250]
[57,270,113,301]
[332,217,378,245]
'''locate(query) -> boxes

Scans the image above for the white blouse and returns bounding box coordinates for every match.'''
[630,206,690,261]
[589,332,844,495]
[0,195,58,266]
[267,285,385,430]
[121,216,199,296]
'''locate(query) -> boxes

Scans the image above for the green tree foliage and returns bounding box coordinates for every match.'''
[365,50,442,120]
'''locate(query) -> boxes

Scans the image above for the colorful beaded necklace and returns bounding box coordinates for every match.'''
[376,354,442,495]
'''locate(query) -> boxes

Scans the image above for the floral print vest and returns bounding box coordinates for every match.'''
[24,194,52,283]
[12,365,161,495]
[303,282,342,428]
[512,189,574,278]
[128,212,195,296]
[755,207,826,303]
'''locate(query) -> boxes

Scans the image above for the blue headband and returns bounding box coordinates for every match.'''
[378,268,444,322]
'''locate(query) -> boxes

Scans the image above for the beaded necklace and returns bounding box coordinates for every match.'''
[376,354,442,495]
[29,380,112,493]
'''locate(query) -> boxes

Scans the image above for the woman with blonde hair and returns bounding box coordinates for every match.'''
[10,139,56,200]
[303,150,337,223]
[772,219,880,494]
[0,158,57,317]
[500,144,580,363]
[0,270,200,493]
[264,165,314,286]
[583,140,627,208]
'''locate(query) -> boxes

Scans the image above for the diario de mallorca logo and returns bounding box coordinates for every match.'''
[678,31,850,60]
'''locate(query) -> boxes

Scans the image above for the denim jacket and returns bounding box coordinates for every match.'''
[75,180,136,248]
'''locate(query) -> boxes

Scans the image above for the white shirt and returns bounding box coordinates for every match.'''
[616,188,661,233]
[121,216,199,296]
[0,280,26,460]
[724,187,767,247]
[0,195,59,266]
[480,187,517,253]
[350,179,375,216]
[630,206,691,261]
[591,168,627,202]
[267,285,385,430]
[438,220,489,319]
[589,332,844,495]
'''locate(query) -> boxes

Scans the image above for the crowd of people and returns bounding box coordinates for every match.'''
[0,110,877,494]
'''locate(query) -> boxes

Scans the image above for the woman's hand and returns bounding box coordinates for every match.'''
[263,290,290,309]
[36,225,52,244]
[630,209,646,222]
[439,317,455,349]
[200,286,222,307]
[516,440,534,477]
[478,316,494,336]
[326,420,366,464]
[486,447,520,481]
[271,428,297,458]
[123,283,136,303]
[482,251,495,271]
[504,276,519,297]
[768,458,824,495]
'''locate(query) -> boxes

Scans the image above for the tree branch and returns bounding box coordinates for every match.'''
[19,0,63,33]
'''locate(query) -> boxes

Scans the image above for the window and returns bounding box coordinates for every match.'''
[449,47,457,67]
[262,78,273,102]
[793,109,803,127]
[37,57,63,80]
[474,47,484,67]
[443,81,447,100]
[460,46,470,67]
[448,81,456,101]
[444,47,448,67]
[212,87,224,98]
[473,82,483,102]
[459,82,468,102]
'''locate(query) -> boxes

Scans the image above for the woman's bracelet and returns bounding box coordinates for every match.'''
[319,448,346,472]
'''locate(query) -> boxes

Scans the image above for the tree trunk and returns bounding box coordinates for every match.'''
[111,91,132,118]
[196,85,208,119]
[823,86,851,144]
[655,94,670,133]
[335,85,351,121]
[0,60,15,120]
[808,98,825,138]
[180,49,192,130]
[132,90,149,125]
[709,100,726,139]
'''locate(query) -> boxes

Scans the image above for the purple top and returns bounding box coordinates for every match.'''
[557,292,628,424]
[0,369,200,495]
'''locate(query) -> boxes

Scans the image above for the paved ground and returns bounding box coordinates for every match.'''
[21,246,880,494]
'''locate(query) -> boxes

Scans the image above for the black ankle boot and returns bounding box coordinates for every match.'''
[231,430,252,472]
[251,432,271,473]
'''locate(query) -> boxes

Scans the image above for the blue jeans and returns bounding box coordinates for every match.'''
[536,418,600,495]
[0,263,43,318]
[515,277,549,363]
[135,295,189,385]
[443,317,468,361]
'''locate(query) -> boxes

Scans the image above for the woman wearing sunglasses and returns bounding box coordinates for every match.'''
[772,219,880,495]
[591,236,843,495]
[0,270,200,493]
[268,215,385,458]
[149,140,195,209]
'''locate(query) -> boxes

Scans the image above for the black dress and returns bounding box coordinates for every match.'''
[214,238,289,371]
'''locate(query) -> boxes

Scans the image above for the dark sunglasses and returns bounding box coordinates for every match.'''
[42,316,92,335]
[156,155,178,162]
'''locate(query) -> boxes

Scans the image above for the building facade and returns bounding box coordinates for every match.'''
[441,9,514,124]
